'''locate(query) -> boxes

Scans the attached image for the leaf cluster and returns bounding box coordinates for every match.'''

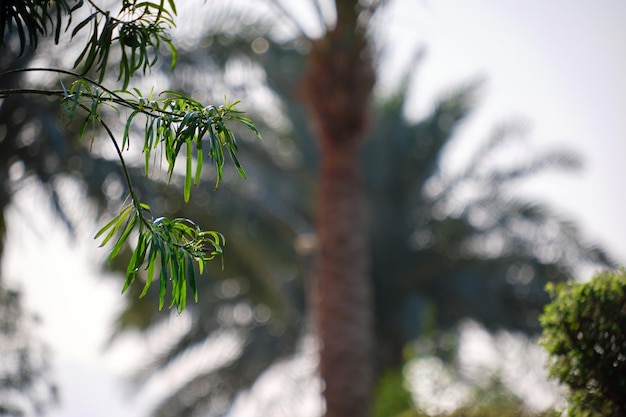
[1,0,262,314]
[0,10,270,407]
[540,269,626,417]
[1,0,177,89]
[120,89,261,193]
[71,0,178,88]
[95,202,224,313]
[0,0,77,55]
[56,75,261,312]
[60,76,261,192]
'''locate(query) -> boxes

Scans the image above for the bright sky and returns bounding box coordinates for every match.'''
[382,0,626,269]
[5,1,626,416]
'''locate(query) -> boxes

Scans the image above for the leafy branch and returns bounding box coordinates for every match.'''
[72,0,178,88]
[1,0,177,88]
[0,67,261,312]
[118,88,260,192]
[95,202,225,313]
[0,0,78,55]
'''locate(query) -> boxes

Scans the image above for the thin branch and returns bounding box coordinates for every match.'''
[83,102,142,210]
[86,0,108,16]
[0,89,65,98]
[0,68,177,119]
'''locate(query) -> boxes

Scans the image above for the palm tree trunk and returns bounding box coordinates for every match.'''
[315,140,373,417]
[299,2,376,416]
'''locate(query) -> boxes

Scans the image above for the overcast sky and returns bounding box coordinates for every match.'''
[7,1,626,416]
[383,0,626,268]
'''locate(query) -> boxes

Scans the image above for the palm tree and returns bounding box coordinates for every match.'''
[0,3,613,417]
[110,2,379,416]
[109,4,612,416]
[298,2,379,415]
[364,76,612,371]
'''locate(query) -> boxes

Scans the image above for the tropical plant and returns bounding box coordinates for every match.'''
[0,2,259,414]
[298,2,380,415]
[105,2,378,416]
[109,3,613,416]
[364,77,613,371]
[0,1,261,311]
[540,269,626,417]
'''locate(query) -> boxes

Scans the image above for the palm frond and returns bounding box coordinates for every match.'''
[150,325,300,417]
[484,149,581,184]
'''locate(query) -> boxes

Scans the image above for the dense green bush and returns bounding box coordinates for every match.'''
[540,269,626,416]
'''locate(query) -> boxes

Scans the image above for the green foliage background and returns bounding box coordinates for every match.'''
[0,1,621,416]
[541,270,626,417]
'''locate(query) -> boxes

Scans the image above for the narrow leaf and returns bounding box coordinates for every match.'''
[71,12,96,38]
[188,257,198,302]
[184,140,192,202]
[109,215,137,260]
[140,239,157,298]
[96,205,133,246]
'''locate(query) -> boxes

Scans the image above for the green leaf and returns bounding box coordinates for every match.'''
[157,239,168,310]
[95,204,133,247]
[122,109,140,151]
[184,140,192,202]
[187,256,198,302]
[66,82,82,123]
[179,257,187,312]
[228,145,247,179]
[70,12,96,39]
[109,214,137,261]
[167,0,178,15]
[126,230,149,280]
[209,127,223,188]
[165,37,177,70]
[194,141,203,186]
[140,238,157,298]
[77,17,100,72]
[237,117,263,139]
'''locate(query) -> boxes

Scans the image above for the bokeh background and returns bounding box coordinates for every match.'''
[1,0,625,416]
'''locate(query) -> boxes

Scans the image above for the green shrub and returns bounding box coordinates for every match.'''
[540,269,626,416]
[372,368,416,417]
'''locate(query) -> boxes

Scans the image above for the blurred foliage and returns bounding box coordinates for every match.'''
[409,402,559,417]
[107,4,613,415]
[372,361,558,417]
[0,1,256,414]
[0,1,617,416]
[372,368,415,417]
[540,269,626,417]
[0,282,58,416]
